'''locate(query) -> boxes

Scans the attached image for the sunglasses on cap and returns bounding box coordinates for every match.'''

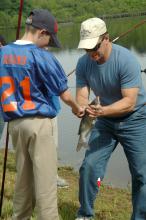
[85,37,104,52]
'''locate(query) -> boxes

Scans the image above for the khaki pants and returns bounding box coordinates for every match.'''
[9,117,59,220]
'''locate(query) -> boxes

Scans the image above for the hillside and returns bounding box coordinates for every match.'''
[0,0,146,28]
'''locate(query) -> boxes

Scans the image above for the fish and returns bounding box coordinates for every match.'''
[76,97,100,152]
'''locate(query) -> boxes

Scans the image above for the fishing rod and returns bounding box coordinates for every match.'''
[0,0,24,217]
[67,19,146,77]
[112,19,146,42]
[0,125,9,217]
[67,68,76,77]
[16,0,24,39]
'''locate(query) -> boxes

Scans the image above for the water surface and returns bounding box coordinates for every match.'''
[0,17,146,187]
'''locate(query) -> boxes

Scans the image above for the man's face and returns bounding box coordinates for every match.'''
[85,37,108,62]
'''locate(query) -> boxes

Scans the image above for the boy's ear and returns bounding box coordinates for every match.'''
[40,29,50,36]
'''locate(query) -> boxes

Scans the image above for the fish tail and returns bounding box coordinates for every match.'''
[76,137,88,152]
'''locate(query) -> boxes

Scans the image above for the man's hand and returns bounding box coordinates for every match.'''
[86,104,104,118]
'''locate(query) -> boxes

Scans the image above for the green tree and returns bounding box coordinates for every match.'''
[0,0,146,26]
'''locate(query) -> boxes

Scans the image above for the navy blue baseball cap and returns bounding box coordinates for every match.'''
[26,9,61,48]
[0,35,6,46]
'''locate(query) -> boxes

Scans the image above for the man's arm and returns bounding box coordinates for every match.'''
[87,87,139,118]
[76,86,90,107]
[103,87,139,116]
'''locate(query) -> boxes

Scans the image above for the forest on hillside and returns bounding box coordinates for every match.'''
[0,0,146,28]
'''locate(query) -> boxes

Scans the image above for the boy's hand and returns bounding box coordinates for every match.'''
[72,106,85,118]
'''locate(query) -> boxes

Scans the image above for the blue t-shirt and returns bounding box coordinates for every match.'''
[0,43,68,121]
[76,44,146,110]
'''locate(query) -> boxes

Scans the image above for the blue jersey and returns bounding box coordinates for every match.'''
[0,43,68,121]
[76,44,146,110]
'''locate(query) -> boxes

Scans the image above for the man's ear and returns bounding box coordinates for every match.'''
[104,33,109,40]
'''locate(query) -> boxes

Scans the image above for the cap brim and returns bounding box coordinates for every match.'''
[49,34,61,48]
[78,37,100,49]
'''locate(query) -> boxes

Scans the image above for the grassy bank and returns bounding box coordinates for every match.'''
[0,150,132,220]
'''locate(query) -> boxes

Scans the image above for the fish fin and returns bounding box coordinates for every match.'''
[76,138,88,152]
[78,117,85,135]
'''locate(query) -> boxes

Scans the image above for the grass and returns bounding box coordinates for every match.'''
[0,150,132,220]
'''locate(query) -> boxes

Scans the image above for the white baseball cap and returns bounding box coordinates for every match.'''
[78,17,107,49]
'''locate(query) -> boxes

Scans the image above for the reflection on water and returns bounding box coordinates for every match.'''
[0,17,146,187]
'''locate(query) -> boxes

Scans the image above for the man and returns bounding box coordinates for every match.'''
[75,17,146,220]
[0,9,84,220]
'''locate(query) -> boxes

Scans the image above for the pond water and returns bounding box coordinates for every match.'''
[0,16,146,187]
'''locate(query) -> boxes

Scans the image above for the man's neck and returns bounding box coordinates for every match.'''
[98,42,112,64]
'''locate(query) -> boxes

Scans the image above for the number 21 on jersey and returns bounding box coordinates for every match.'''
[0,76,36,112]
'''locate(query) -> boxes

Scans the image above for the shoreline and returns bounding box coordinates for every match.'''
[0,153,132,219]
[0,12,146,29]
